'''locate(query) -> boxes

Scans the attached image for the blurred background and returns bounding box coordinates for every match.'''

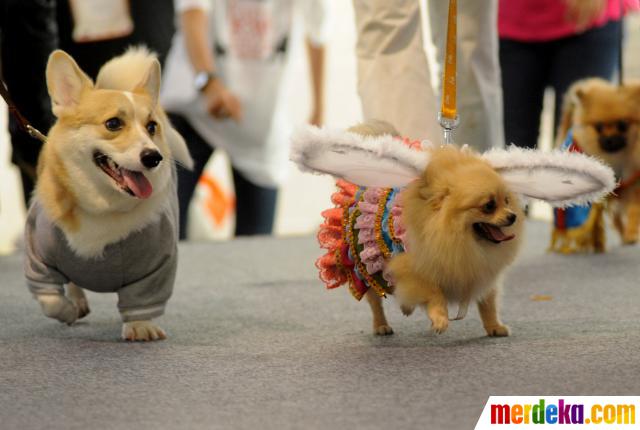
[1,2,639,254]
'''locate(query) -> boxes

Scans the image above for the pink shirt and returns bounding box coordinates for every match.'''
[499,0,640,42]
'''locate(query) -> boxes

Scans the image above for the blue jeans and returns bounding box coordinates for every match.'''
[168,113,278,239]
[500,19,622,149]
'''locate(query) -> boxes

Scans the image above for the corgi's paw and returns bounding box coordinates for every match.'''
[400,304,415,316]
[67,285,90,319]
[122,321,167,342]
[373,324,394,336]
[485,324,510,337]
[430,314,449,335]
[37,294,78,325]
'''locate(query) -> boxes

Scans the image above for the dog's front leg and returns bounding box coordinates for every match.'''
[36,293,78,325]
[122,320,167,341]
[422,288,449,334]
[477,287,510,337]
[389,253,448,334]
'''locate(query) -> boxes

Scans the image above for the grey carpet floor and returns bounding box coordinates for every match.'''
[1,220,639,430]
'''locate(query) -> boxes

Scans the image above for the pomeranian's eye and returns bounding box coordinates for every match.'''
[617,121,628,133]
[105,117,124,131]
[594,122,604,133]
[505,196,510,205]
[146,120,158,136]
[483,199,497,214]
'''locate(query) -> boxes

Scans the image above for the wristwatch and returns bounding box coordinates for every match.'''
[194,71,218,92]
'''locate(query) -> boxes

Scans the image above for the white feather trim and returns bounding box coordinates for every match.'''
[483,146,616,207]
[290,125,429,188]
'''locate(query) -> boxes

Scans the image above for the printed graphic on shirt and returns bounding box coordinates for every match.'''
[227,0,275,59]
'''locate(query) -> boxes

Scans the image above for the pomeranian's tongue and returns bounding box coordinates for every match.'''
[121,169,152,199]
[485,224,515,242]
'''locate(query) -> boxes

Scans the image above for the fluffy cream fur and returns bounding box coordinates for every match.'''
[389,145,524,336]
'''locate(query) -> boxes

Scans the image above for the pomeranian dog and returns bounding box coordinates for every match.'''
[24,48,192,341]
[295,120,613,337]
[312,121,523,336]
[388,144,524,336]
[557,78,640,245]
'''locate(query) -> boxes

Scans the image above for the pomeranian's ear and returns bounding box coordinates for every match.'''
[134,59,161,106]
[483,146,616,207]
[46,50,94,116]
[290,125,429,188]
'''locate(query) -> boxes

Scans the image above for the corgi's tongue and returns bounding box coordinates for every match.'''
[121,169,152,199]
[485,224,514,242]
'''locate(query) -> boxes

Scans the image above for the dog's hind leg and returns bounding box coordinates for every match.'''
[366,289,393,335]
[66,283,90,319]
[477,287,510,337]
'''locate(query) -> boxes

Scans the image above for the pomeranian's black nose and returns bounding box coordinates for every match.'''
[599,135,626,153]
[140,149,163,168]
[505,213,517,226]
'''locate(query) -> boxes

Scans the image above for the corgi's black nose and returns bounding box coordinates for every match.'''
[506,213,517,226]
[140,149,163,168]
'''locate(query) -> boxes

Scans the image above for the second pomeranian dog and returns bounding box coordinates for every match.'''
[555,78,640,246]
[24,48,192,341]
[292,121,615,337]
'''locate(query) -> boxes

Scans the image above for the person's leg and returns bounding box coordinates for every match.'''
[550,20,621,133]
[499,39,549,149]
[167,113,214,240]
[231,168,278,236]
[352,0,438,139]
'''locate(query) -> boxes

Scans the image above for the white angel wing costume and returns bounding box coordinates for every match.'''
[290,125,616,207]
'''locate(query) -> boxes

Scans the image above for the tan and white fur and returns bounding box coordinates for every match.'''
[34,48,191,341]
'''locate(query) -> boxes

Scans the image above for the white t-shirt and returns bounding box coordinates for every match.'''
[162,0,329,187]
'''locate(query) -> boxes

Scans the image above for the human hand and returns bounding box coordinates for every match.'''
[564,0,607,32]
[203,79,243,122]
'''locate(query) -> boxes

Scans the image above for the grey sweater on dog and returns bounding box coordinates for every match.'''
[24,186,178,322]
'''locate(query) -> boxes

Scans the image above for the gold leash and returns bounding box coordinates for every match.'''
[438,0,459,145]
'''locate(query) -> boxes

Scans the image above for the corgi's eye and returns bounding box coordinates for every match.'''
[594,122,604,133]
[105,117,123,131]
[146,121,158,136]
[505,196,510,205]
[483,199,497,214]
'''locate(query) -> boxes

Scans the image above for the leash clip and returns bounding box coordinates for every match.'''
[438,112,459,145]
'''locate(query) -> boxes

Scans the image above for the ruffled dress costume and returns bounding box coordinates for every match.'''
[315,138,426,300]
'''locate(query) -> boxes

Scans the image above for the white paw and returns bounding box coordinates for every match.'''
[122,321,167,342]
[37,294,78,325]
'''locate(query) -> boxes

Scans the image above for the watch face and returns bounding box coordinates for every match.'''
[194,72,210,91]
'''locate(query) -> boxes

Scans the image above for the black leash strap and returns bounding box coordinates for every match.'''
[0,79,47,143]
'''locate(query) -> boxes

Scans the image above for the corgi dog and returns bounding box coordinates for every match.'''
[24,48,192,341]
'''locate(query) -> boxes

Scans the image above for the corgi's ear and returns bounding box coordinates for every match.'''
[160,111,193,170]
[136,59,161,106]
[483,146,616,207]
[290,125,429,188]
[46,50,93,116]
